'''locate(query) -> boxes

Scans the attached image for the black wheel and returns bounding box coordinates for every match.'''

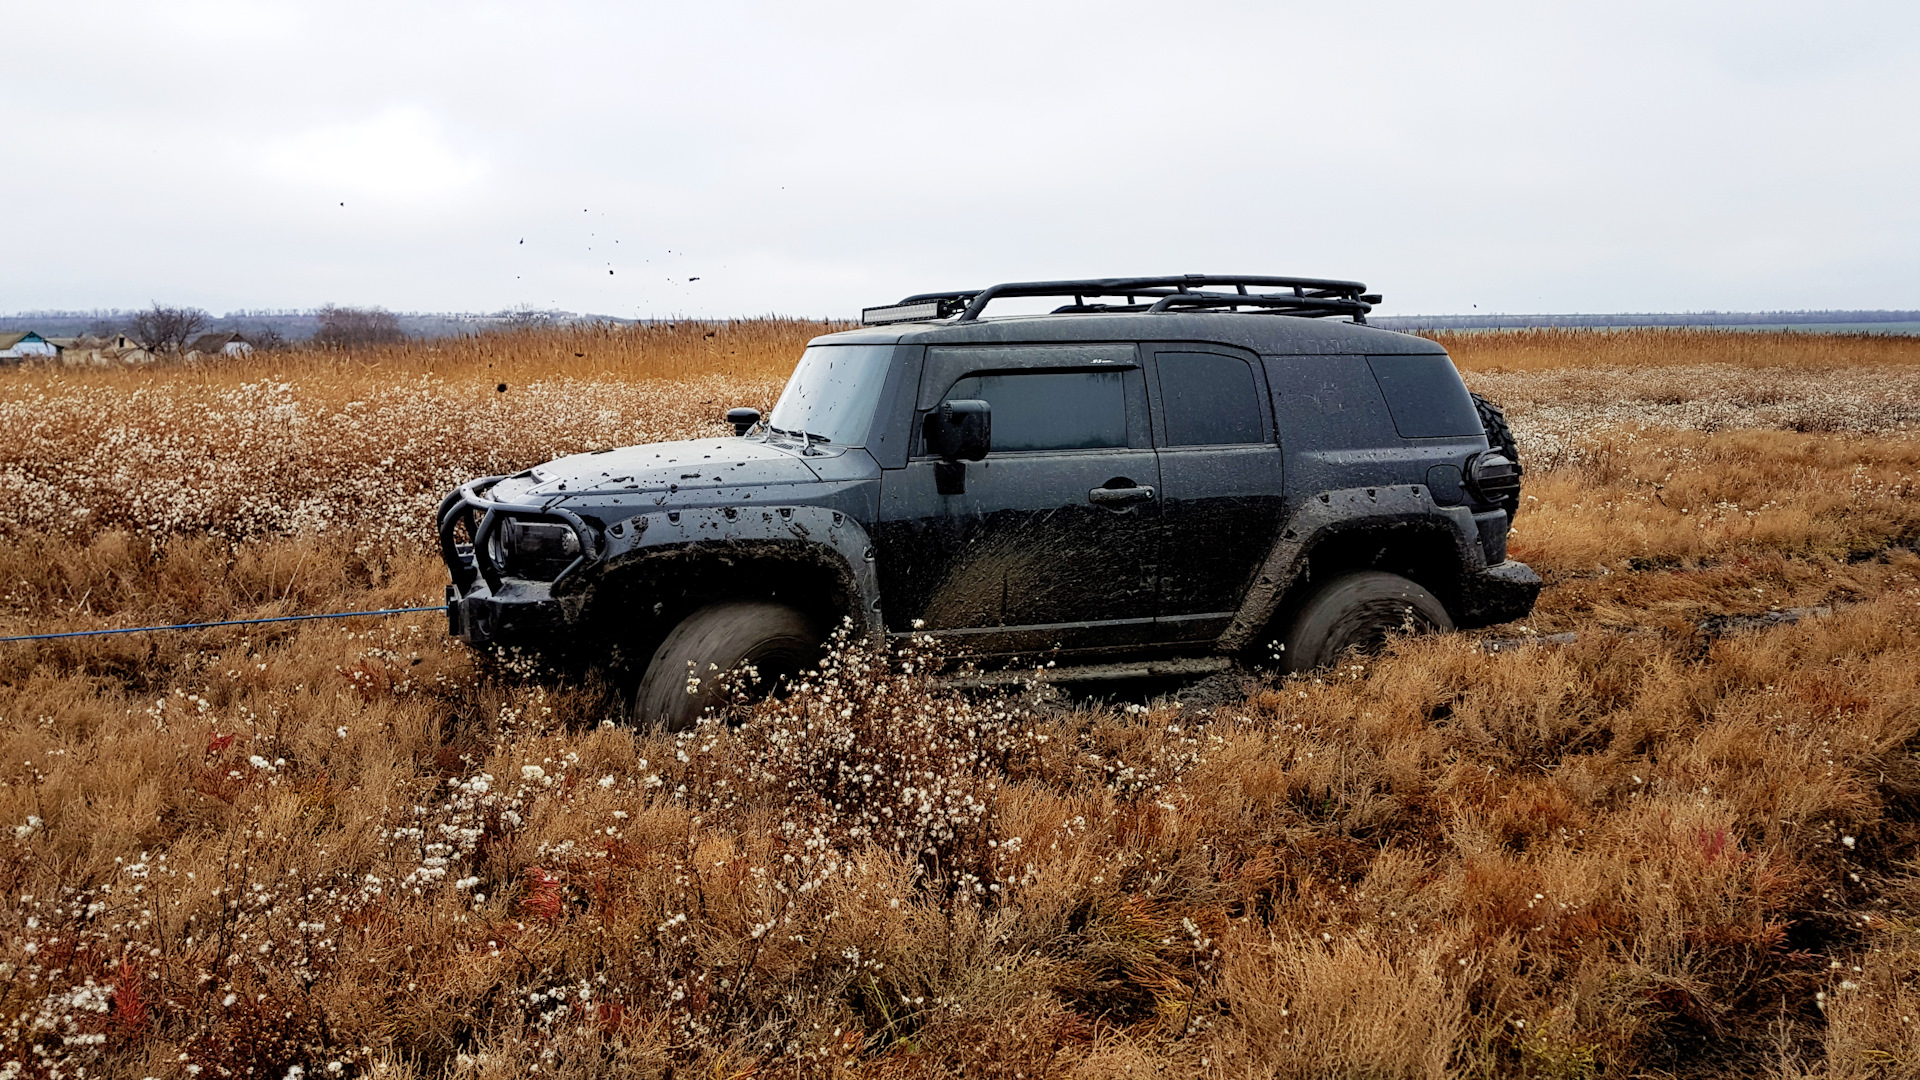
[1470,391,1522,515]
[1277,571,1453,674]
[632,601,822,731]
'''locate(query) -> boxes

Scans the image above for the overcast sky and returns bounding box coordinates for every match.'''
[5,0,1917,318]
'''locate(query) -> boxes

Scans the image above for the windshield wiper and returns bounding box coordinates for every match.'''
[766,425,833,452]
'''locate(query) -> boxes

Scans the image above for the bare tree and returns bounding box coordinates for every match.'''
[313,305,405,349]
[130,303,210,355]
[249,326,289,352]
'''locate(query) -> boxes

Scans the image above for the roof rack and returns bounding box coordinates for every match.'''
[860,274,1380,327]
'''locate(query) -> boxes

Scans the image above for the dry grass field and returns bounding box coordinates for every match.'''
[3,324,1920,1079]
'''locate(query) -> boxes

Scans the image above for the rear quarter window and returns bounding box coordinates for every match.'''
[1156,352,1265,446]
[1366,354,1481,439]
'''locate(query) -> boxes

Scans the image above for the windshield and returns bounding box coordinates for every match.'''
[766,345,894,446]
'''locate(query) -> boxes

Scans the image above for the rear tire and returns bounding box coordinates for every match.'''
[1470,391,1522,515]
[632,601,822,731]
[1278,571,1452,674]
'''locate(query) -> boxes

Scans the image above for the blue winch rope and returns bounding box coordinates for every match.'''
[0,606,444,644]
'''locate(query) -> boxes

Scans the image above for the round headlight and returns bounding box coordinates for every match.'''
[486,519,515,569]
[492,518,582,572]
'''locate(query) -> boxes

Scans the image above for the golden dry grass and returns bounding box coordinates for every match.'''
[1439,327,1920,373]
[56,319,831,390]
[0,322,833,547]
[4,327,1920,1079]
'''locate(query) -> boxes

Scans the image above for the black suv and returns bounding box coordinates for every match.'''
[439,275,1538,726]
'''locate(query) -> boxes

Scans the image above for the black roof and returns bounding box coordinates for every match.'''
[819,312,1442,357]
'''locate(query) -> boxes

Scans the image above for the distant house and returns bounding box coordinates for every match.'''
[105,334,153,365]
[0,331,61,361]
[56,333,154,367]
[186,332,253,358]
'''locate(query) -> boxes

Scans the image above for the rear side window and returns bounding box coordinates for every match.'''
[1156,352,1265,446]
[946,371,1127,452]
[1366,354,1481,438]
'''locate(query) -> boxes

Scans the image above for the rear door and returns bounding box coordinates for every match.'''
[876,345,1161,656]
[1146,346,1286,641]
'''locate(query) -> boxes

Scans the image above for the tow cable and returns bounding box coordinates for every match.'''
[0,606,443,644]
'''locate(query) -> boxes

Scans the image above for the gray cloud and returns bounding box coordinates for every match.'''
[6,0,1916,317]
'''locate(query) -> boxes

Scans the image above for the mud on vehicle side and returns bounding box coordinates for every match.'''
[440,275,1539,727]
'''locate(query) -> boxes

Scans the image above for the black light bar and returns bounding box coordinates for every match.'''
[860,300,943,325]
[860,297,969,325]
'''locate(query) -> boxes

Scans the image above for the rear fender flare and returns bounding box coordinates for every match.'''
[1219,485,1482,652]
[584,505,884,643]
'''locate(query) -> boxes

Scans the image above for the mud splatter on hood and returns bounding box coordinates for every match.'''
[489,437,824,503]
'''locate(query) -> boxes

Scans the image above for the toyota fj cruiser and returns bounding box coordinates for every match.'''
[439,275,1538,727]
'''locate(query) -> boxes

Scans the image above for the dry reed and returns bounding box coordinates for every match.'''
[3,327,1920,1079]
[1438,327,1920,373]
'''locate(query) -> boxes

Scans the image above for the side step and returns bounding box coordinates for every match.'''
[939,655,1233,690]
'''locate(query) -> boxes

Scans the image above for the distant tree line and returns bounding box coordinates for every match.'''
[2,306,634,343]
[1373,310,1920,331]
[74,302,407,355]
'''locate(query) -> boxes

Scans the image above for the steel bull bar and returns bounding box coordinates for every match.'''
[437,477,604,601]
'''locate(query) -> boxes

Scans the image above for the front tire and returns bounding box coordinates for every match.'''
[632,601,823,731]
[1278,571,1452,674]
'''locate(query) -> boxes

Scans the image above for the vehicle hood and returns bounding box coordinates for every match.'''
[486,436,825,504]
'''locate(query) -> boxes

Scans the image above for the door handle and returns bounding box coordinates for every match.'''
[1088,484,1155,506]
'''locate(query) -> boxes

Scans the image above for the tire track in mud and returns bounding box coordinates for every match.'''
[1480,533,1920,653]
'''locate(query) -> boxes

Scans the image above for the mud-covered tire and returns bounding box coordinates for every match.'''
[632,601,822,731]
[1471,391,1522,515]
[1278,571,1453,674]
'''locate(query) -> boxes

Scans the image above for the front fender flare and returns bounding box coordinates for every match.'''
[578,505,885,644]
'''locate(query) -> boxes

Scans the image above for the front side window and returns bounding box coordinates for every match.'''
[945,370,1127,452]
[1157,352,1265,446]
[767,344,894,446]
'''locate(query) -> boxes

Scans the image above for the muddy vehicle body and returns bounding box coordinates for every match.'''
[439,275,1538,725]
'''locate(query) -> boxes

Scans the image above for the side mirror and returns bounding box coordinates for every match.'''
[923,399,990,461]
[726,406,761,436]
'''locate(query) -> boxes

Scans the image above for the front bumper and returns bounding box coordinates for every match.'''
[445,579,574,648]
[438,477,602,647]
